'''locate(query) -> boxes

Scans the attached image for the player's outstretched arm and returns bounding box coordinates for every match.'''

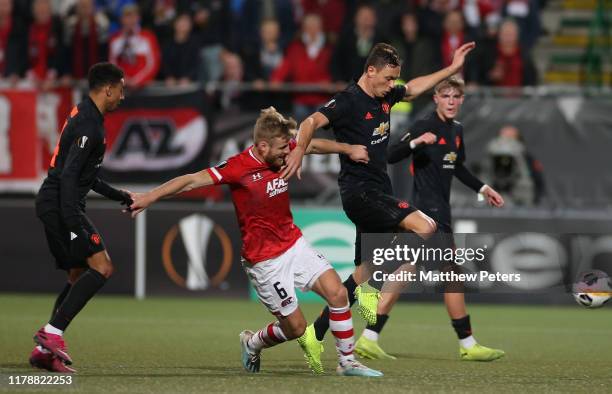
[129,170,214,217]
[306,139,369,163]
[92,178,135,210]
[388,131,437,163]
[281,112,330,180]
[454,164,504,208]
[404,42,475,101]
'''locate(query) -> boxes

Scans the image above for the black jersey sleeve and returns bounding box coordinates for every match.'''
[386,85,407,106]
[387,120,427,164]
[60,120,99,228]
[455,163,484,192]
[454,129,484,192]
[318,93,350,126]
[92,178,130,203]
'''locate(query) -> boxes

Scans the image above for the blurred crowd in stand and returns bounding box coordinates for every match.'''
[0,0,546,116]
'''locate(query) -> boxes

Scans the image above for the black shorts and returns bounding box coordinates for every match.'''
[38,211,106,270]
[342,189,418,266]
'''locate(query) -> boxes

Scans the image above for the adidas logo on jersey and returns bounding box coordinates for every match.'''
[266,178,288,197]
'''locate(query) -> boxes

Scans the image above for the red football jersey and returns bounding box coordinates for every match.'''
[206,146,302,263]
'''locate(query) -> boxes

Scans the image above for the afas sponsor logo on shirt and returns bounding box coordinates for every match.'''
[266,178,288,197]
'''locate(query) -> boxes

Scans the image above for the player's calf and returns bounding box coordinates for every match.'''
[277,308,307,339]
[324,281,349,308]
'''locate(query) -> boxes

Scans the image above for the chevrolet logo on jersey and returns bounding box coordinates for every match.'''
[372,122,390,137]
[443,152,457,169]
[371,122,390,145]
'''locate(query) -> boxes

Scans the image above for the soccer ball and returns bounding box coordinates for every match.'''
[572,270,612,308]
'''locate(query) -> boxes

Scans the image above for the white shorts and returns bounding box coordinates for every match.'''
[242,236,332,317]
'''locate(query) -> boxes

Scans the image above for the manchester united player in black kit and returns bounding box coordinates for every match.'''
[30,63,132,373]
[280,42,476,371]
[362,77,503,361]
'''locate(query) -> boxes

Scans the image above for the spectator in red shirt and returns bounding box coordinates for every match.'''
[109,4,160,88]
[0,0,26,84]
[440,10,466,68]
[64,0,109,80]
[271,13,333,121]
[486,18,536,86]
[26,0,64,89]
[438,9,478,83]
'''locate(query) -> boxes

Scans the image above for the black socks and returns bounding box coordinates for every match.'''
[451,315,472,339]
[51,283,72,320]
[49,269,107,331]
[365,314,389,334]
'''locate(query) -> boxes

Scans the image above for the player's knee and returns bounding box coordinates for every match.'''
[425,218,437,234]
[91,261,114,278]
[327,284,348,308]
[103,264,114,278]
[415,217,437,237]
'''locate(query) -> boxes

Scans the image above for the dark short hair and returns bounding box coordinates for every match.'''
[88,62,124,91]
[364,43,401,73]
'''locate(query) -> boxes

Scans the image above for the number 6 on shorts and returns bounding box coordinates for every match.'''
[273,281,288,299]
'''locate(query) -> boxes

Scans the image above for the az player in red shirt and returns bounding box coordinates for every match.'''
[129,107,382,377]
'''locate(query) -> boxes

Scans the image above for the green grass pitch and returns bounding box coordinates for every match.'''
[1,294,611,393]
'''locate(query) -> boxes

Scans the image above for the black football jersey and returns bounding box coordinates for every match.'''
[388,111,484,228]
[36,97,107,225]
[319,82,406,196]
